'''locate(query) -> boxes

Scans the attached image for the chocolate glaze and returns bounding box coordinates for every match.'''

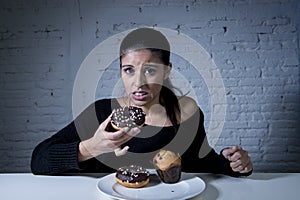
[111,106,146,128]
[128,106,145,126]
[116,165,149,183]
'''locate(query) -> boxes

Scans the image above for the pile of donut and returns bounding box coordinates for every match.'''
[110,106,181,188]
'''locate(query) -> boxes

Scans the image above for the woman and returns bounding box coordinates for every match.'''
[31,28,252,176]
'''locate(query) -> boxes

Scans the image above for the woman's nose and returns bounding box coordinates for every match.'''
[134,73,146,87]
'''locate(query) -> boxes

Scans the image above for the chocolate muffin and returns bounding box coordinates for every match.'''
[111,106,146,130]
[153,150,182,184]
[115,165,150,188]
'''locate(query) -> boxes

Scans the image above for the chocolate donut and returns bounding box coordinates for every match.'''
[111,106,146,130]
[115,165,150,188]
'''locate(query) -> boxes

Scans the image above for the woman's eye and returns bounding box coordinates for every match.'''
[144,68,156,75]
[124,67,134,74]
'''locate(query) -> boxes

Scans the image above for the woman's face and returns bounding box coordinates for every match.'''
[120,49,171,108]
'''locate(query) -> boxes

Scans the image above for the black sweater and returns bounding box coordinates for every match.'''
[31,99,251,177]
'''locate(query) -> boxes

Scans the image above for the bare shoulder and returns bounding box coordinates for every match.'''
[178,96,199,122]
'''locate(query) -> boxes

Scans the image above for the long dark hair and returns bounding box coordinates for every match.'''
[119,28,181,127]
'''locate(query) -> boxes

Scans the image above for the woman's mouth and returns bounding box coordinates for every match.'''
[132,91,148,101]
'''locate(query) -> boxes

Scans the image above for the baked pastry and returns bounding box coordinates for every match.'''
[111,106,146,130]
[115,165,150,188]
[153,150,181,183]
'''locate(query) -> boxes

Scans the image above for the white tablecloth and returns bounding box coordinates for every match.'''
[1,173,299,200]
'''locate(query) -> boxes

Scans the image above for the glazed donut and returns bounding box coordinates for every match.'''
[111,106,146,130]
[115,165,150,188]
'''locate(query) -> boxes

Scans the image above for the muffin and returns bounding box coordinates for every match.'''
[115,165,150,188]
[111,106,146,130]
[153,149,182,183]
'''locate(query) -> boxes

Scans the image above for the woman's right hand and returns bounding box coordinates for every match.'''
[78,115,140,162]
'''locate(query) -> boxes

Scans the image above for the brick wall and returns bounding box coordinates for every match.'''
[0,0,299,172]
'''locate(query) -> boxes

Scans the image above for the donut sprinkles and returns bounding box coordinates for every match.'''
[117,165,149,183]
[111,106,146,128]
[115,165,150,188]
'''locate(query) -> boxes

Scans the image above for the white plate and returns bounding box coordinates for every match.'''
[96,172,205,200]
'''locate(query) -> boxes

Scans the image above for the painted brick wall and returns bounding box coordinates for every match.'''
[0,0,299,172]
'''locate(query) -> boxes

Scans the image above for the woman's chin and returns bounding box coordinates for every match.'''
[131,100,147,107]
[129,94,158,107]
[130,95,148,105]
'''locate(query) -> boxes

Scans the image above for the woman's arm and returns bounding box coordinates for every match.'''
[31,100,106,175]
[31,99,141,175]
[180,99,252,177]
[31,122,83,175]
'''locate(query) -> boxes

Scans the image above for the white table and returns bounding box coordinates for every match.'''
[1,173,299,200]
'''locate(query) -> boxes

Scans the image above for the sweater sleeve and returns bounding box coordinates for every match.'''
[31,99,114,175]
[31,122,82,175]
[181,108,252,177]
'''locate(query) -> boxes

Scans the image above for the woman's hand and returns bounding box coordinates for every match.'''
[78,115,140,162]
[222,146,253,174]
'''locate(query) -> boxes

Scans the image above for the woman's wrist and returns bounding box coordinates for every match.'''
[78,139,95,162]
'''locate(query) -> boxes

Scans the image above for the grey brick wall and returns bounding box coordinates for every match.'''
[0,0,299,172]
